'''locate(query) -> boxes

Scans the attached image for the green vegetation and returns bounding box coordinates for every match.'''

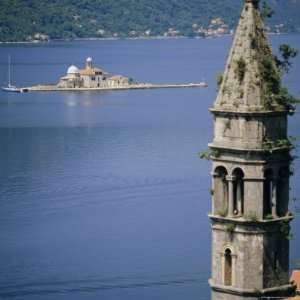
[245,212,259,222]
[265,214,274,220]
[276,44,299,74]
[224,119,231,132]
[217,207,228,217]
[260,0,299,87]
[280,219,293,240]
[258,42,299,112]
[216,73,224,91]
[0,0,300,42]
[199,149,221,160]
[262,138,295,153]
[225,223,236,233]
[260,55,281,109]
[235,57,246,83]
[261,1,274,20]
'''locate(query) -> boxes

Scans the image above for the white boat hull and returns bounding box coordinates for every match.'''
[2,86,21,93]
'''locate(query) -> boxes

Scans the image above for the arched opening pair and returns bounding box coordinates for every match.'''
[263,167,289,218]
[214,166,244,217]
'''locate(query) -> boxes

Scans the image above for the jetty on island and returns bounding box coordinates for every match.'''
[17,57,208,93]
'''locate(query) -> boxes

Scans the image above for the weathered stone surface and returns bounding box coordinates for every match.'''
[213,0,281,112]
[208,1,294,299]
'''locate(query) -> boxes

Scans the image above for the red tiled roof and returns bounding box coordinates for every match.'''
[291,270,300,292]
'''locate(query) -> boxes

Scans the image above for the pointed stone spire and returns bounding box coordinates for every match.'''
[213,0,282,112]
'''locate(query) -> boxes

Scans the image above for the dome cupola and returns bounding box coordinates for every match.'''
[67,65,80,75]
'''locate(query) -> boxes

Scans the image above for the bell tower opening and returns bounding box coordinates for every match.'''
[263,169,274,217]
[232,168,244,216]
[224,248,233,286]
[213,166,229,216]
[277,167,290,217]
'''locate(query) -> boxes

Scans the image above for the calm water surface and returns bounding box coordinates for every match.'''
[0,36,299,300]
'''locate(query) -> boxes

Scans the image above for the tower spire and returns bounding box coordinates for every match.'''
[213,0,282,112]
[208,1,295,299]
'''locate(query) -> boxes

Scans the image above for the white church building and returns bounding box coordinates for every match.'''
[57,57,131,89]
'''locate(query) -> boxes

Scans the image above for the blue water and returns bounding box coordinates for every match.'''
[0,36,299,300]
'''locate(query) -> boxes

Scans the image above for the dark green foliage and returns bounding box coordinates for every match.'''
[245,212,259,222]
[260,54,280,109]
[225,223,236,233]
[216,73,223,90]
[217,208,228,217]
[0,0,300,42]
[199,149,221,160]
[128,78,135,84]
[0,0,240,42]
[260,1,274,20]
[280,219,293,240]
[262,138,295,153]
[259,46,299,111]
[261,55,281,95]
[275,44,299,73]
[265,214,274,220]
[274,87,300,112]
[250,35,257,50]
[235,57,246,83]
[261,0,300,33]
[256,1,300,111]
[199,150,212,160]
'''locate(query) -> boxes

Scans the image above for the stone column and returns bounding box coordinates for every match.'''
[227,176,235,217]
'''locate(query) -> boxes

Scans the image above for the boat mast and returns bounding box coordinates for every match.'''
[8,55,11,87]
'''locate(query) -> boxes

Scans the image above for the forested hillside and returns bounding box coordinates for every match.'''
[0,0,300,42]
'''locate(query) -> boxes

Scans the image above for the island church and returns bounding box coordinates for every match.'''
[58,57,131,88]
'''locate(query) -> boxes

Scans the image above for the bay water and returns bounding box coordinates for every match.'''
[0,35,299,300]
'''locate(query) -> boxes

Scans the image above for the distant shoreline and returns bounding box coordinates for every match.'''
[0,35,226,44]
[0,32,294,45]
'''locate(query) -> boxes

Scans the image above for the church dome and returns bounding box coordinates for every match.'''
[86,57,93,63]
[67,65,80,75]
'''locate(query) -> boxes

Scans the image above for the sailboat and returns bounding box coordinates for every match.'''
[2,55,20,92]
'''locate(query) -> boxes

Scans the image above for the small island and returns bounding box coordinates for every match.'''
[20,57,208,92]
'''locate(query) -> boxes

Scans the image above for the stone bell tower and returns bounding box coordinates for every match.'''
[209,0,295,299]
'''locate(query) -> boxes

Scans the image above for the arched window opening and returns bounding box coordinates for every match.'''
[232,168,244,216]
[224,248,232,286]
[263,169,273,217]
[214,166,229,215]
[277,167,290,217]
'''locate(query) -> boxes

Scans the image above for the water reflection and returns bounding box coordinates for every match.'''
[0,36,299,300]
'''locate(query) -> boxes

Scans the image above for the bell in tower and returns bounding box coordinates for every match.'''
[208,0,296,299]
